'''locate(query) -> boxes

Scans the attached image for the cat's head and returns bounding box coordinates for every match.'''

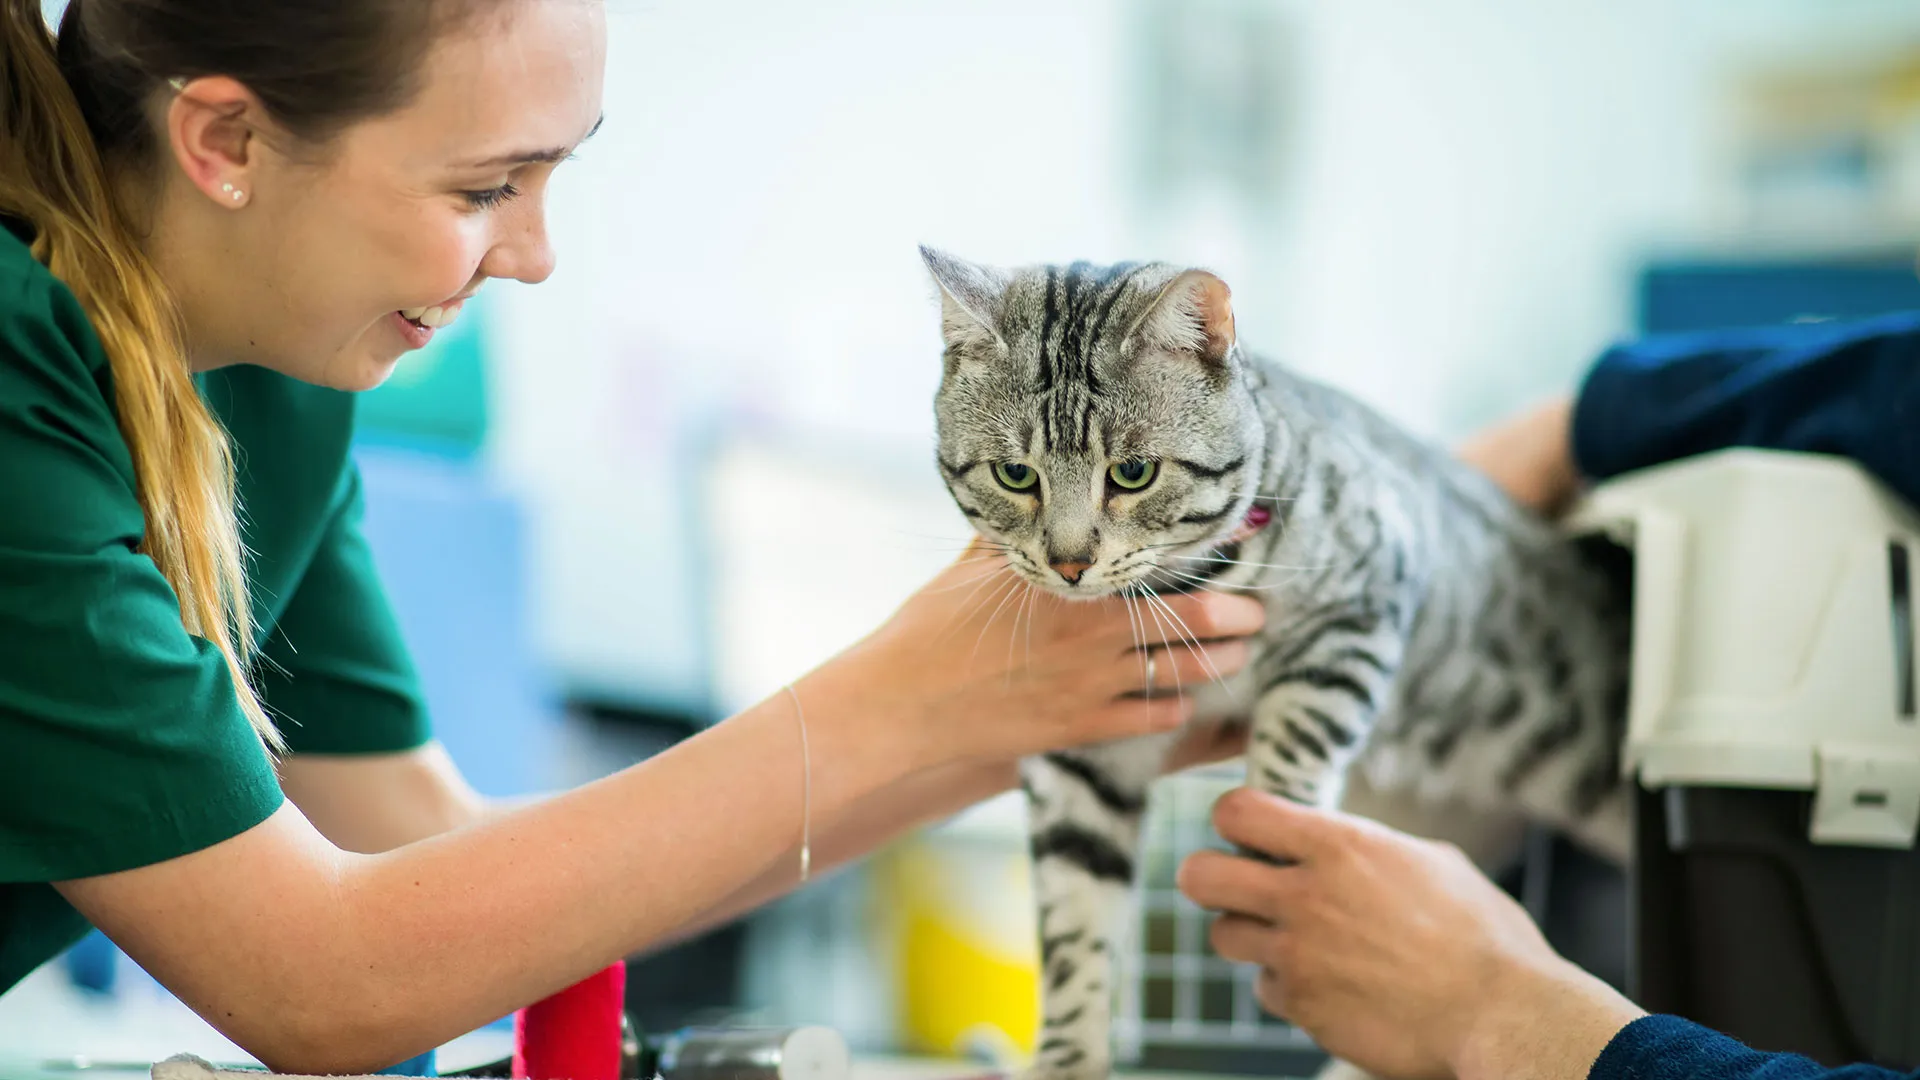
[923,248,1268,598]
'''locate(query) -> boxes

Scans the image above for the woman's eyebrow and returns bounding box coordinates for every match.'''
[454,114,604,169]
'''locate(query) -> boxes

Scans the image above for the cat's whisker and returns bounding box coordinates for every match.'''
[1022,578,1039,673]
[1006,579,1037,684]
[882,536,1010,554]
[1170,553,1331,573]
[887,526,1007,544]
[1135,584,1192,700]
[1151,564,1301,592]
[1142,586,1230,690]
[919,565,1020,597]
[1120,582,1150,688]
[970,573,1029,663]
[931,564,1015,646]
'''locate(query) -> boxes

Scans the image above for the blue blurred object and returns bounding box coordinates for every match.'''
[352,443,564,798]
[60,930,117,995]
[355,294,492,459]
[1639,254,1920,334]
[388,1050,438,1076]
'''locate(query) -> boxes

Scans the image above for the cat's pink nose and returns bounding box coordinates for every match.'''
[1051,560,1092,584]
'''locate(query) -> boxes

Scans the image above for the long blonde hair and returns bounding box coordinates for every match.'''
[0,0,275,745]
[0,0,487,749]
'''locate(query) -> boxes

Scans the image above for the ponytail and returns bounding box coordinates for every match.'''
[0,0,278,749]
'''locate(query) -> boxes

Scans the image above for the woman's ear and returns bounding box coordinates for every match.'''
[164,75,264,209]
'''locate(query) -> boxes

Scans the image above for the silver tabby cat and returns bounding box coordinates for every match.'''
[921,247,1632,1080]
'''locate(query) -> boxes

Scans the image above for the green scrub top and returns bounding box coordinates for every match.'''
[0,220,432,994]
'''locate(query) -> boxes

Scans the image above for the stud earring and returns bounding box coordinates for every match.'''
[220,182,245,204]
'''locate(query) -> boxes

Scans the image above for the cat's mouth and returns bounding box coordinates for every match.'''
[1218,504,1272,549]
[1020,506,1274,596]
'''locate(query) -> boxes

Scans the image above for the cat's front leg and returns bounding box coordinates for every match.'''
[1243,619,1407,1080]
[1020,738,1170,1080]
[1246,611,1407,810]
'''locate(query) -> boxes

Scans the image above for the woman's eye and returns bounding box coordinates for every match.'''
[461,183,522,210]
[1109,461,1157,490]
[994,463,1039,492]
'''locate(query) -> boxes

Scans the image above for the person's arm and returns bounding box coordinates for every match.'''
[1459,313,1920,516]
[1179,791,1920,1080]
[667,716,1252,946]
[1178,790,1643,1080]
[277,744,488,852]
[57,557,1258,1077]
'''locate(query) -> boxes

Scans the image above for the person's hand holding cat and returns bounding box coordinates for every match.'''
[1182,790,1643,1080]
[837,539,1265,776]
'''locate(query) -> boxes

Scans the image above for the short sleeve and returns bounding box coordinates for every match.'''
[256,464,432,756]
[0,276,282,884]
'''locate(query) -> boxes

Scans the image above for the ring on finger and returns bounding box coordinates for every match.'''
[1145,651,1157,696]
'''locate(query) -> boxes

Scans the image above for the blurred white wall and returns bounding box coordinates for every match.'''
[34,0,1920,709]
[479,0,1920,708]
[487,0,1140,707]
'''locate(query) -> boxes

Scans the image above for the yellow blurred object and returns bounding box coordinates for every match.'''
[879,794,1039,1063]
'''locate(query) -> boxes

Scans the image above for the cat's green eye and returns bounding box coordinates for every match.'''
[995,462,1040,492]
[1109,461,1158,491]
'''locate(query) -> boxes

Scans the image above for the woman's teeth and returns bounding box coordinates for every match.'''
[399,304,458,329]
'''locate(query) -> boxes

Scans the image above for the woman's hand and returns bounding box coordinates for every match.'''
[834,541,1267,776]
[1179,790,1643,1080]
[1455,396,1583,517]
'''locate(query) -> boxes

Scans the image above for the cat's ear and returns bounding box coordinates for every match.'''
[920,246,1007,353]
[1123,269,1237,366]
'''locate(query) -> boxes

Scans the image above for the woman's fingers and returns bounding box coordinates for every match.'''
[1122,590,1267,645]
[1073,695,1194,742]
[1126,637,1252,694]
[877,542,1275,767]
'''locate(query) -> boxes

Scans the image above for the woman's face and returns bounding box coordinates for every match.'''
[164,0,606,390]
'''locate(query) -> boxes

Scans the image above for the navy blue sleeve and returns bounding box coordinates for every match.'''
[1590,1016,1917,1080]
[1570,311,1920,506]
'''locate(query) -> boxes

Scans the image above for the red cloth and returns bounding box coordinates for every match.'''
[512,962,627,1080]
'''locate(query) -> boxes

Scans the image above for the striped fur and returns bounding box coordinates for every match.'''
[923,249,1632,1080]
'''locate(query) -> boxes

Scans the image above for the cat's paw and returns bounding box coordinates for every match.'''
[1312,1059,1379,1080]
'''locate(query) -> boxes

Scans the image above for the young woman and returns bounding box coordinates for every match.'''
[0,1,1266,1071]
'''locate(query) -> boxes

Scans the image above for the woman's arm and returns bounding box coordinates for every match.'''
[63,678,893,1076]
[58,553,1262,1076]
[605,720,1250,950]
[278,743,489,854]
[657,757,1017,946]
[279,719,1251,960]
